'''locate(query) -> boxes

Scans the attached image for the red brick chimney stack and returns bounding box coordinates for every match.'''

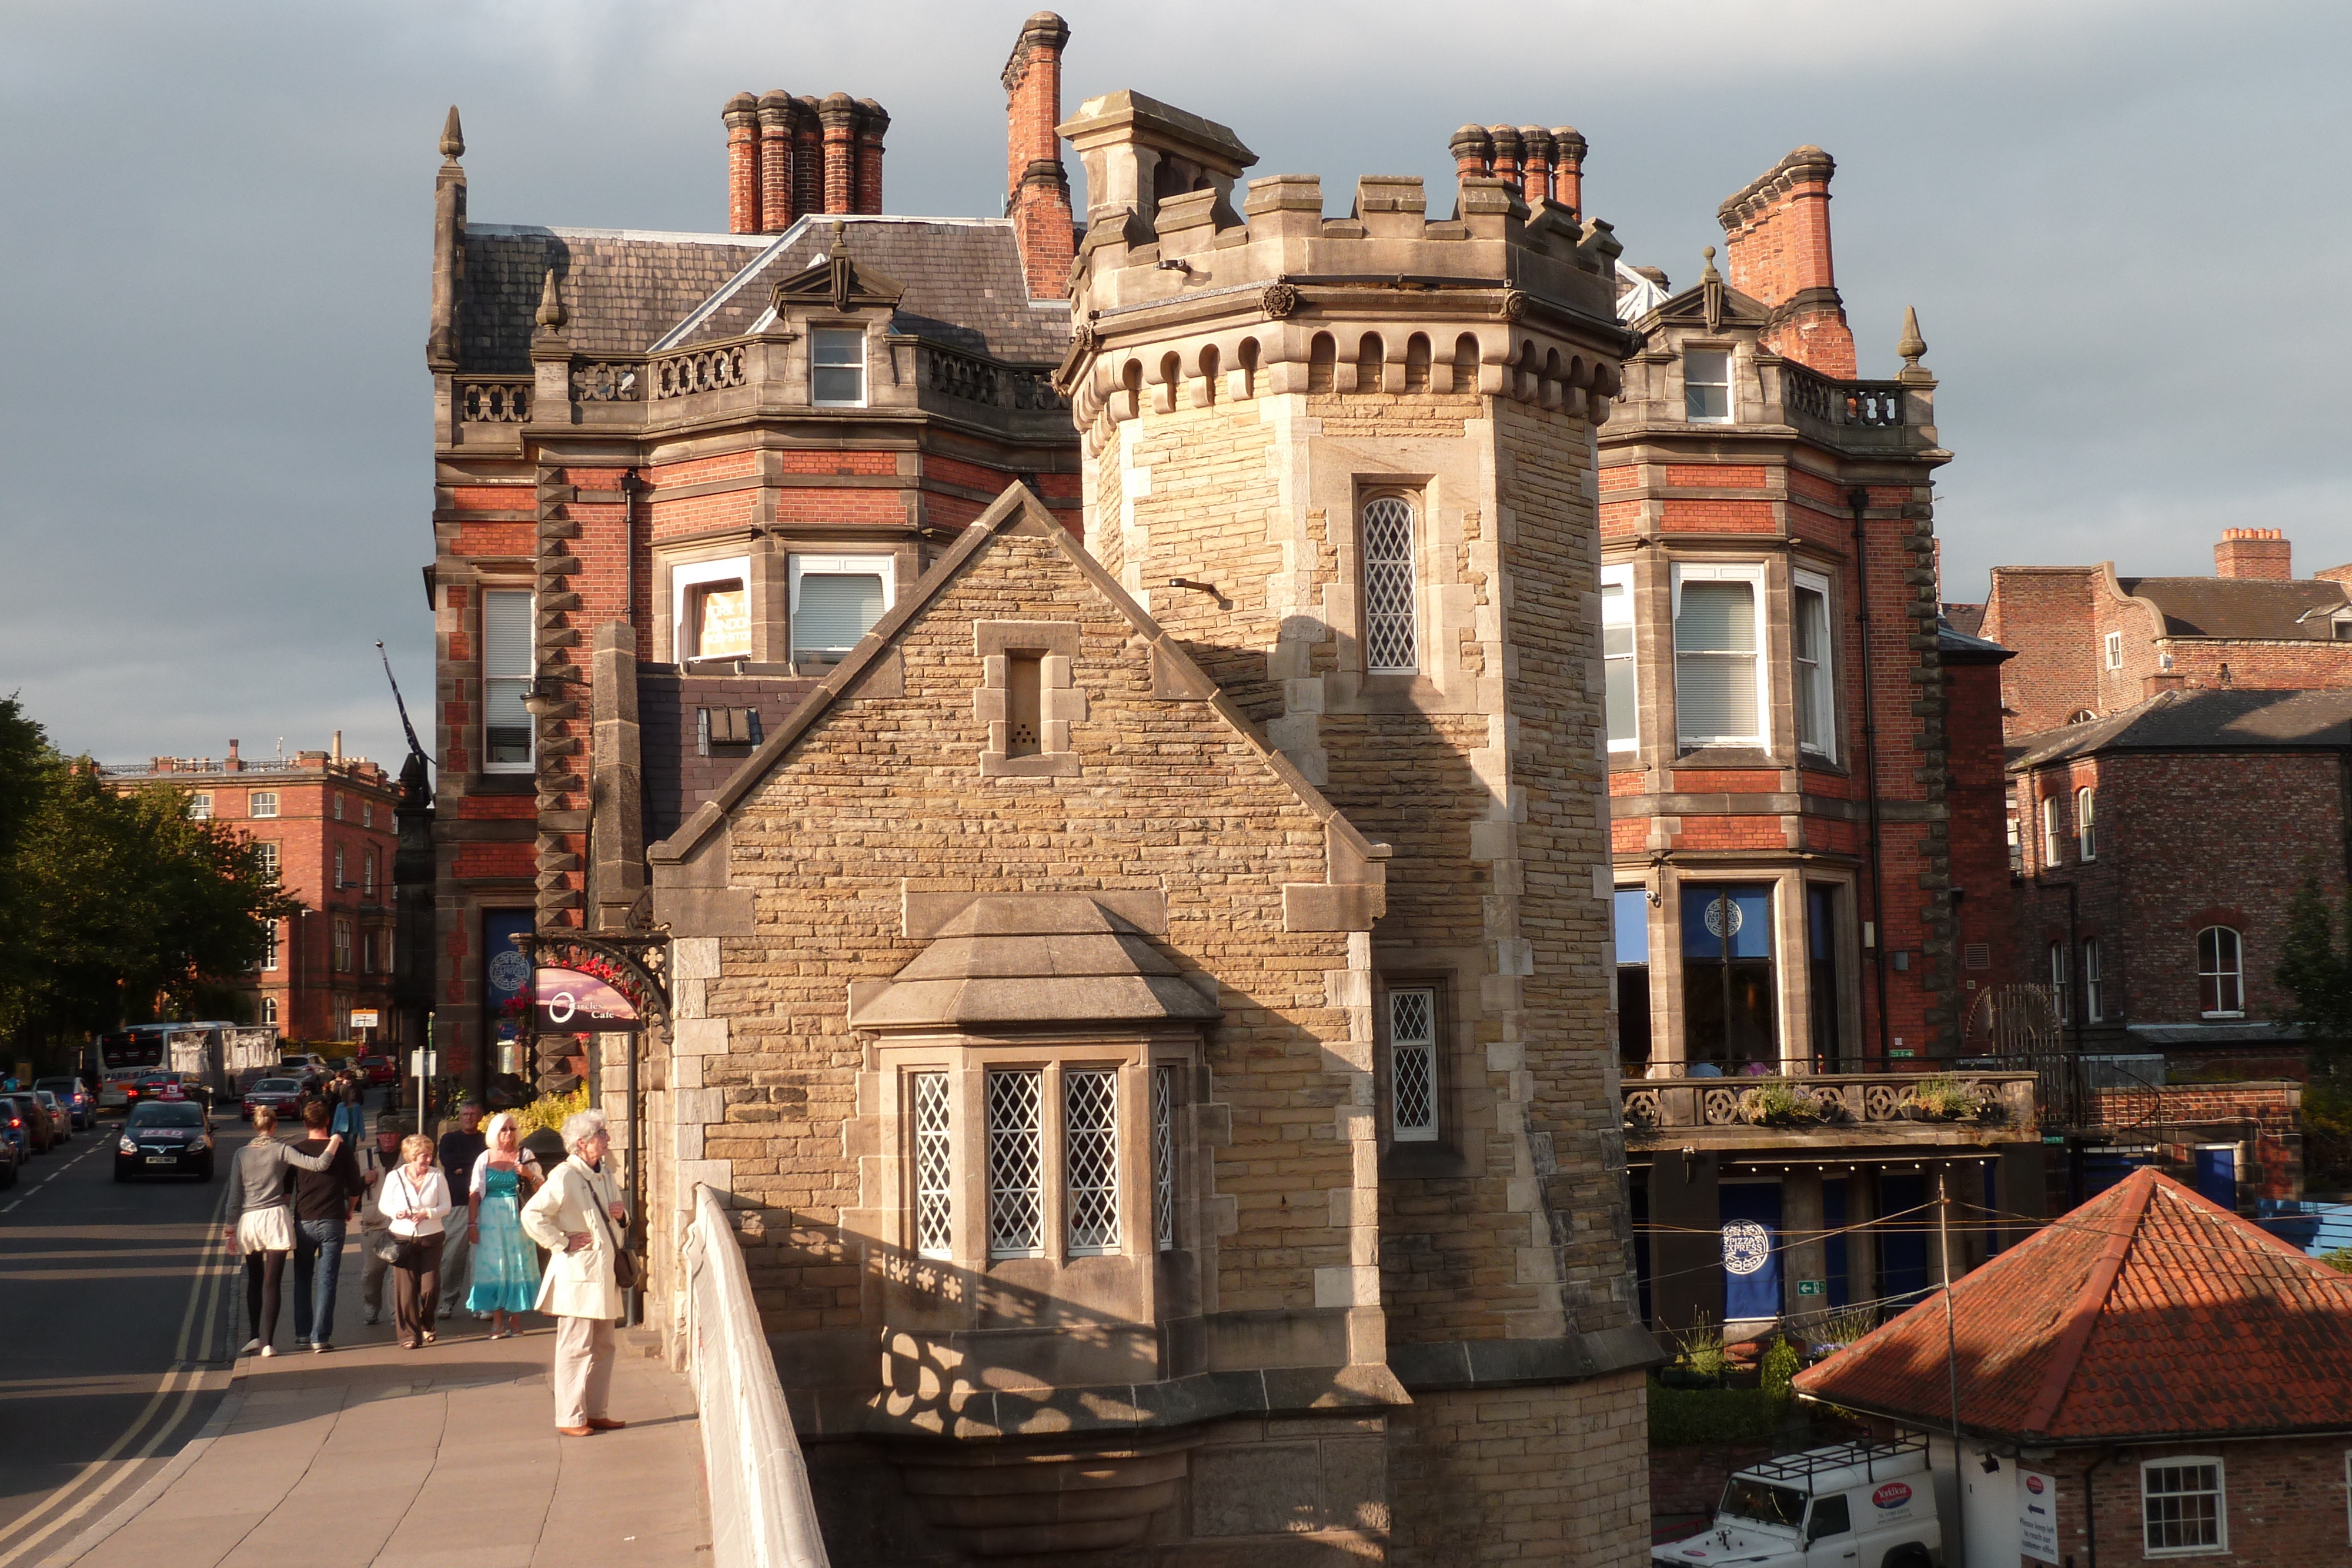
[1003,11,1075,301]
[1718,146,1856,377]
[819,93,858,214]
[854,100,888,215]
[227,738,242,772]
[1449,125,1492,185]
[2214,527,2292,581]
[1486,124,1521,191]
[792,97,824,222]
[723,92,762,234]
[1551,127,1586,218]
[1518,126,1553,208]
[757,91,794,232]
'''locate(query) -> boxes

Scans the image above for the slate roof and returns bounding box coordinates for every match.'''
[2117,574,2351,641]
[1936,614,2009,661]
[2007,688,2352,771]
[1793,1167,2352,1443]
[1941,602,1987,638]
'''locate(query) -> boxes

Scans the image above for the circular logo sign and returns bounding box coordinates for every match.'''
[1721,1220,1771,1276]
[1703,898,1744,939]
[2026,1475,2046,1496]
[487,950,530,993]
[1872,1482,1913,1510]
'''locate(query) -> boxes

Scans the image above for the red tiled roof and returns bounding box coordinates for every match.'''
[1793,1168,2352,1442]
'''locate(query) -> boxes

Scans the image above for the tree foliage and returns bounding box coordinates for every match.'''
[0,697,298,1063]
[2277,867,2352,1190]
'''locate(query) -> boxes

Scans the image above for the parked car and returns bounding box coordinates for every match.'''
[29,1089,72,1144]
[97,1069,143,1112]
[356,1055,396,1087]
[239,1076,307,1122]
[1651,1437,1940,1568]
[34,1076,95,1129]
[0,1097,35,1165]
[113,1100,216,1181]
[0,1094,55,1156]
[0,1128,16,1187]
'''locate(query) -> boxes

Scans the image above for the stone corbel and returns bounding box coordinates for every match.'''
[1282,821,1391,933]
[649,813,754,935]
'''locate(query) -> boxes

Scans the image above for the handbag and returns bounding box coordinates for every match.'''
[586,1169,639,1292]
[367,1228,403,1265]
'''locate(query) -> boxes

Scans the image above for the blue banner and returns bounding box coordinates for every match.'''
[1719,1182,1783,1325]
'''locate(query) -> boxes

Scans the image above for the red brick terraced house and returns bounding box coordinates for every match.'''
[1587,143,2037,1339]
[102,738,400,1042]
[1797,1166,2352,1568]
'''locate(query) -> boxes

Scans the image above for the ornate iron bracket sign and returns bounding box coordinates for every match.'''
[507,930,672,1028]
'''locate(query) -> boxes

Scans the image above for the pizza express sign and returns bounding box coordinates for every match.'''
[533,968,643,1033]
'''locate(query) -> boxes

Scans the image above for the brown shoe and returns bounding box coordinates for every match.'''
[557,1426,595,1437]
[586,1417,626,1431]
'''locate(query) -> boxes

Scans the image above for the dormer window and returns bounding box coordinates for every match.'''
[811,327,866,407]
[1683,349,1731,423]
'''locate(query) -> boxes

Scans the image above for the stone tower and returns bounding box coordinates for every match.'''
[1059,91,1657,1564]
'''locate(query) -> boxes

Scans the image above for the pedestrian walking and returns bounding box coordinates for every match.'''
[222,1107,342,1358]
[465,1112,544,1338]
[356,1115,405,1325]
[288,1099,364,1353]
[381,1133,453,1350]
[520,1110,630,1436]
[330,1081,367,1142]
[434,1102,488,1320]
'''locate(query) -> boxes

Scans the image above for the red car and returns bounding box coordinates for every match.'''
[357,1055,396,1087]
[239,1076,306,1122]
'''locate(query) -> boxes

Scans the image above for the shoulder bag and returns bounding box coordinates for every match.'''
[586,1168,639,1291]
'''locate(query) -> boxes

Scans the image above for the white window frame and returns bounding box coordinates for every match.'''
[364,850,377,895]
[333,793,345,822]
[481,588,536,775]
[362,801,373,828]
[2077,785,2097,860]
[260,995,278,1026]
[189,793,213,821]
[253,841,280,882]
[333,845,345,888]
[1388,987,1440,1143]
[1601,562,1638,754]
[2104,631,2124,670]
[2139,1456,2227,1556]
[261,922,279,972]
[787,553,896,664]
[2050,940,2069,1022]
[1683,346,1732,423]
[2197,927,2244,1018]
[810,326,868,408]
[1360,494,1421,676]
[1792,568,1836,761]
[2042,795,2063,867]
[2084,937,2103,1023]
[670,554,754,664]
[911,1071,953,1261]
[1671,562,1771,750]
[249,791,280,820]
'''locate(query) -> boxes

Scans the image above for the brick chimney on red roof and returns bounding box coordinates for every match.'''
[1003,11,1075,301]
[722,88,887,232]
[1718,146,1857,378]
[2214,527,2292,581]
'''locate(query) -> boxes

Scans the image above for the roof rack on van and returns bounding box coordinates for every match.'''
[1741,1435,1926,1487]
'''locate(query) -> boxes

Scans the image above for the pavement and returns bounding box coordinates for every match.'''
[13,1115,711,1568]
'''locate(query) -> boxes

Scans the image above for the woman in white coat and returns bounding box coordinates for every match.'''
[519,1109,629,1437]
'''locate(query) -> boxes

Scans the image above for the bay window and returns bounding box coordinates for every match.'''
[482,589,534,772]
[789,554,893,664]
[1793,572,1835,760]
[1683,885,1778,1072]
[1601,563,1637,753]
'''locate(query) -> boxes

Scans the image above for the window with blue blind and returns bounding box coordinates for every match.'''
[789,555,892,663]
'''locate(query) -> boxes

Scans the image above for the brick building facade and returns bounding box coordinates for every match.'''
[1589,145,2038,1338]
[104,738,400,1042]
[2007,688,2350,1205]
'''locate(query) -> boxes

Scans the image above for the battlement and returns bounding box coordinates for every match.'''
[1060,95,1634,453]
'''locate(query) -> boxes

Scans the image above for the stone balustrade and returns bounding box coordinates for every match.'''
[1622,1070,2040,1146]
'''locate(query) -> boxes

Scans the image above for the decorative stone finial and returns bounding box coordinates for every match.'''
[1897,305,1927,370]
[439,105,465,161]
[536,269,567,330]
[1700,244,1722,284]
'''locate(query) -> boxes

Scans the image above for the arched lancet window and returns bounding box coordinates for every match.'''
[2196,927,2243,1017]
[1361,494,1419,674]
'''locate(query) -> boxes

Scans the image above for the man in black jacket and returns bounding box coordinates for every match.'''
[290,1098,365,1353]
[435,1102,488,1320]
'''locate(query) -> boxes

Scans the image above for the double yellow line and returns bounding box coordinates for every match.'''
[0,1179,236,1568]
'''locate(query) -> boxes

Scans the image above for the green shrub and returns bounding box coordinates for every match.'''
[1647,1380,1788,1447]
[1900,1075,1979,1120]
[1760,1338,1800,1399]
[510,1085,588,1140]
[2321,1248,2352,1275]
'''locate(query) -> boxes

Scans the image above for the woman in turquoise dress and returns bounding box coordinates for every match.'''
[464,1112,544,1336]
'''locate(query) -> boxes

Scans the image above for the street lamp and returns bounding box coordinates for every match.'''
[520,673,593,719]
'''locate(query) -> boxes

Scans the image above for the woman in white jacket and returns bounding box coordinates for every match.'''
[380,1132,453,1349]
[520,1109,629,1436]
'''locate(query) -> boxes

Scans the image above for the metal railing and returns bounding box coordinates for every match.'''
[682,1182,829,1568]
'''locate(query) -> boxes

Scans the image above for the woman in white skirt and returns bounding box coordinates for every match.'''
[221,1106,342,1357]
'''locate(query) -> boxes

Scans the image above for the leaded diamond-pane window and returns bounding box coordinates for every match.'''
[1390,987,1438,1142]
[1064,1068,1120,1255]
[913,1073,952,1259]
[987,1069,1043,1259]
[1361,497,1419,674]
[1152,1065,1175,1252]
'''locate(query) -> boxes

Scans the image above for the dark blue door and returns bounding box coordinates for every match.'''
[1877,1172,1930,1306]
[1719,1183,1783,1325]
[2195,1147,2237,1209]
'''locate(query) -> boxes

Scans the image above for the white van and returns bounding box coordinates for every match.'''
[1653,1437,1941,1568]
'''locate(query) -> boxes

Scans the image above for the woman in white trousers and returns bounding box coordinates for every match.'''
[520,1109,629,1436]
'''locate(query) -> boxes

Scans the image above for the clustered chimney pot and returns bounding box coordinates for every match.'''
[721,86,888,230]
[2214,527,2293,582]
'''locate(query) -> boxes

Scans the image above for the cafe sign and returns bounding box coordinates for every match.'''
[533,968,643,1033]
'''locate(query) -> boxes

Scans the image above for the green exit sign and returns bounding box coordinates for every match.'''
[1796,1279,1826,1297]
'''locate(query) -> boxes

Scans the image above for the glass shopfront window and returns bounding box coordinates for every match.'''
[1682,884,1777,1074]
[1615,888,1652,1071]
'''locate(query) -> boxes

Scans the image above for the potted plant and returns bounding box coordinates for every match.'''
[1898,1075,1979,1122]
[1737,1082,1820,1126]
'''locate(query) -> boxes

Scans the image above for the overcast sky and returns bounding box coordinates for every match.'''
[4,0,2346,771]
